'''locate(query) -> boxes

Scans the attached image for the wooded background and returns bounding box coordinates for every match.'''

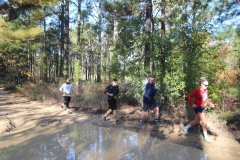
[0,0,239,108]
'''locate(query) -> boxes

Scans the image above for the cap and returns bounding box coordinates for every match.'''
[199,77,206,83]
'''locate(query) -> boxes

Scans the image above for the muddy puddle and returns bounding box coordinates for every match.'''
[0,120,208,160]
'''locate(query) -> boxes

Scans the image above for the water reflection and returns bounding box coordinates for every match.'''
[0,122,207,160]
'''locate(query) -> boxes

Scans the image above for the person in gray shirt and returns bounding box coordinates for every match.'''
[59,78,74,114]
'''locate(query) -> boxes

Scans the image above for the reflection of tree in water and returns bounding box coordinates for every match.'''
[120,138,208,160]
[0,123,208,160]
[58,125,207,160]
[58,135,72,150]
[61,125,156,159]
[74,126,147,159]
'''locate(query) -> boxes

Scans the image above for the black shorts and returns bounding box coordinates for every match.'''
[194,107,205,114]
[63,96,71,108]
[143,101,158,112]
[108,99,117,110]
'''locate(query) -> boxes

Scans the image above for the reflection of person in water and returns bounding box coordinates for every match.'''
[58,135,73,151]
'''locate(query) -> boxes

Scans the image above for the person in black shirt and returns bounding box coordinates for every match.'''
[102,79,120,123]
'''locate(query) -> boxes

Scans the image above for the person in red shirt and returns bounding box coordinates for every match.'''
[184,78,214,142]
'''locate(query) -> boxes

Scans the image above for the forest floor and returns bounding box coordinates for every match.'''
[0,87,239,159]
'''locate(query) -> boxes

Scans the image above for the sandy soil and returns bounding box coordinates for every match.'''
[0,87,239,160]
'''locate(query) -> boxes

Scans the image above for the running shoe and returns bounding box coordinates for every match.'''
[67,109,72,114]
[154,119,160,125]
[138,120,144,127]
[184,126,188,135]
[102,115,107,121]
[204,137,212,143]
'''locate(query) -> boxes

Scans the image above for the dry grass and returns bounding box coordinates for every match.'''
[20,82,111,114]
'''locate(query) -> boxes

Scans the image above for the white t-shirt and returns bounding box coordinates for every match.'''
[59,83,74,96]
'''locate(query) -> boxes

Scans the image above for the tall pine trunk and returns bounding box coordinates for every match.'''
[110,0,119,81]
[144,0,153,72]
[43,7,48,82]
[77,0,82,83]
[160,2,166,80]
[60,0,65,77]
[64,0,70,78]
[97,0,102,82]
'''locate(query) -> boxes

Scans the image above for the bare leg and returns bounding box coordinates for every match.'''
[140,111,147,120]
[198,112,212,142]
[189,115,200,127]
[113,110,117,120]
[138,111,147,126]
[154,106,159,119]
[184,114,200,134]
[198,112,208,135]
[104,109,113,117]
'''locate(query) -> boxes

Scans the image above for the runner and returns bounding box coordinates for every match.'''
[139,75,160,126]
[184,77,214,142]
[59,78,74,114]
[102,79,120,123]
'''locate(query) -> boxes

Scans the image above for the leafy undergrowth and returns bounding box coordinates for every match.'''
[4,83,20,93]
[19,82,107,113]
[223,111,240,143]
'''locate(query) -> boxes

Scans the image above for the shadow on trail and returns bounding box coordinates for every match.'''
[0,100,31,107]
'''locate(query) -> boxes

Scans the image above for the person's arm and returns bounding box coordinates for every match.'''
[59,84,64,93]
[188,89,196,106]
[113,86,119,96]
[104,86,107,94]
[144,83,151,97]
[205,91,214,108]
[104,85,113,96]
[147,84,158,97]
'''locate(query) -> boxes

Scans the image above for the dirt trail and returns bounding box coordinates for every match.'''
[0,88,88,133]
[0,87,239,160]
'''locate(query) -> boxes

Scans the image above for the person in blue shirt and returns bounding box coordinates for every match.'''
[102,79,120,123]
[139,76,160,126]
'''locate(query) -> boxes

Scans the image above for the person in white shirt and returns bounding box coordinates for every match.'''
[59,78,74,114]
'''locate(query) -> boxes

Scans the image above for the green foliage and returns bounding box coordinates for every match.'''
[4,84,19,92]
[21,83,49,101]
[0,18,42,41]
[228,87,239,95]
[73,60,81,83]
[220,110,240,126]
[0,0,238,116]
[120,76,146,105]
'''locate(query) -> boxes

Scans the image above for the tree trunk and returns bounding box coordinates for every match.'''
[110,0,119,80]
[160,2,166,78]
[43,7,48,82]
[54,50,59,78]
[64,0,70,78]
[144,0,152,72]
[97,0,102,82]
[77,0,82,84]
[60,0,65,77]
[85,58,88,81]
